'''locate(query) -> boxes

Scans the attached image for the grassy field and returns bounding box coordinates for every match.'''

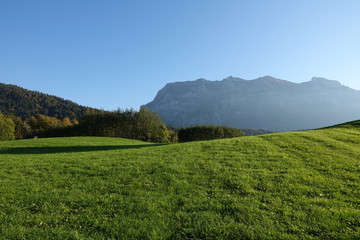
[0,121,359,239]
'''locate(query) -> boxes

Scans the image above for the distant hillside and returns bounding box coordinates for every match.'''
[146,76,360,131]
[240,128,275,136]
[0,82,99,120]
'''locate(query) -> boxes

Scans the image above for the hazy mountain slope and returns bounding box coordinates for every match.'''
[239,128,275,136]
[0,82,99,120]
[145,76,360,131]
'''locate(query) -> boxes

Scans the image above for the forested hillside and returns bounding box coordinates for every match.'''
[0,82,99,120]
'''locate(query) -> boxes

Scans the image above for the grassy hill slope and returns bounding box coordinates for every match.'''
[0,121,359,239]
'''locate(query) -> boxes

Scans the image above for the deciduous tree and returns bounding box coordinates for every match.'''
[0,113,15,141]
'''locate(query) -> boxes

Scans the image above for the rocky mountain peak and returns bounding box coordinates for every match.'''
[309,77,342,87]
[145,76,360,131]
[194,78,208,82]
[222,76,245,81]
[255,75,279,81]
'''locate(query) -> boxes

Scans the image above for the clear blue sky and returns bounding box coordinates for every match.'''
[1,0,359,110]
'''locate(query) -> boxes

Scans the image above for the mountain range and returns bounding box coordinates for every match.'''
[2,76,360,132]
[145,76,360,131]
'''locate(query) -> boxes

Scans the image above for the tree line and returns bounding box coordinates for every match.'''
[178,125,244,142]
[0,108,243,143]
[0,108,175,143]
[0,112,79,141]
[45,108,176,143]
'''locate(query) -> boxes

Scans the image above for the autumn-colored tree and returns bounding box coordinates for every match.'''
[39,115,60,129]
[71,119,79,125]
[61,117,72,127]
[27,114,77,137]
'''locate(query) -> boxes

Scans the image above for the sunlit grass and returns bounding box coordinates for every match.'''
[0,122,359,239]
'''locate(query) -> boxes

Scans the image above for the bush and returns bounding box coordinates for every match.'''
[178,125,244,142]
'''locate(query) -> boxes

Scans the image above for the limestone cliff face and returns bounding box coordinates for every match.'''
[145,76,360,131]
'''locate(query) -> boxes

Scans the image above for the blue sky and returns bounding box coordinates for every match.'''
[1,0,359,110]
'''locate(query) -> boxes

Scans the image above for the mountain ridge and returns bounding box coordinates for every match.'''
[145,76,360,131]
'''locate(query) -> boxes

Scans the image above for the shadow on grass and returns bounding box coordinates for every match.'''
[0,144,164,155]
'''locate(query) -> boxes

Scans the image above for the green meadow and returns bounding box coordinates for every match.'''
[0,121,359,239]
